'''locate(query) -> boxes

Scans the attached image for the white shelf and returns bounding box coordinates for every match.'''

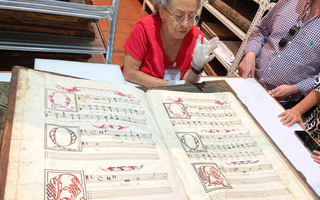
[213,51,231,71]
[142,0,156,13]
[203,3,246,41]
[204,38,233,71]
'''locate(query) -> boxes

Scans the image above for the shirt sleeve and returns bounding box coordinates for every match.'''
[123,21,148,62]
[244,0,287,55]
[297,74,320,96]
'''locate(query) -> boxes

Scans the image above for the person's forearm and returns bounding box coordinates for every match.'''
[289,85,299,96]
[292,89,319,115]
[245,52,256,58]
[124,70,168,87]
[183,70,201,83]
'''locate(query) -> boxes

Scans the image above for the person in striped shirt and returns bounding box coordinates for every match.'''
[238,0,320,109]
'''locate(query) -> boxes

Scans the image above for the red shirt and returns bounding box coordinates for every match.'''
[123,14,203,80]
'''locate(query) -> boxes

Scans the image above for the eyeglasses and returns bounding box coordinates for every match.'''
[279,25,301,48]
[164,8,199,24]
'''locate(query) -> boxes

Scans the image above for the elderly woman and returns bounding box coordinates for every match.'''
[122,0,219,86]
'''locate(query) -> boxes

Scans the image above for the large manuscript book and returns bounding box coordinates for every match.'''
[0,67,318,200]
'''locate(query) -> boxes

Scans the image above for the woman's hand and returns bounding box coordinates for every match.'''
[278,109,305,128]
[311,150,320,165]
[191,35,219,72]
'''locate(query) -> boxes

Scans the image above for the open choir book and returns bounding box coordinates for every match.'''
[0,67,318,200]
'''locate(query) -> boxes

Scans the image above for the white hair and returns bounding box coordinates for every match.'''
[154,0,202,15]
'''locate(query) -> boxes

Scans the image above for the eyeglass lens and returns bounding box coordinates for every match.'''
[165,8,197,24]
[174,15,197,24]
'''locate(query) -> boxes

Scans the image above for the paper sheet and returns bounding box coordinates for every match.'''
[34,58,126,84]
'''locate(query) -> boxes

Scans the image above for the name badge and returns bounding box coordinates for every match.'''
[164,69,181,81]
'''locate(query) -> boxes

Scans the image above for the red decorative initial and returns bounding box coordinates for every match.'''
[167,103,188,118]
[198,166,229,187]
[46,174,86,200]
[48,92,75,111]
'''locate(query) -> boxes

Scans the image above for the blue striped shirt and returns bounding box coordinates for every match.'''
[244,0,320,102]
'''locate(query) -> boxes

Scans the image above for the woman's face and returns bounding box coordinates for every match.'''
[160,0,198,39]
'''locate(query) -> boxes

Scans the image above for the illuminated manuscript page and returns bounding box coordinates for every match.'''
[146,90,316,200]
[4,68,187,200]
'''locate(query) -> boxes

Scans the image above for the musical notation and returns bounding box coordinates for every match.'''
[203,141,258,151]
[187,111,237,118]
[199,132,250,140]
[81,140,155,149]
[80,129,153,140]
[219,164,273,174]
[78,104,145,115]
[184,104,231,110]
[77,94,141,105]
[85,173,168,183]
[45,111,147,125]
[186,150,263,160]
[171,119,241,127]
[45,152,160,160]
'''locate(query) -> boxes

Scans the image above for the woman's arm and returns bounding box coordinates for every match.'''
[278,89,320,127]
[182,69,201,83]
[123,51,169,87]
[291,89,320,115]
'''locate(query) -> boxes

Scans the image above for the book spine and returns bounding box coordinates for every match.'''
[208,0,251,32]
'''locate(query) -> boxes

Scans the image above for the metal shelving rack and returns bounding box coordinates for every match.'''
[0,0,120,64]
[201,0,272,76]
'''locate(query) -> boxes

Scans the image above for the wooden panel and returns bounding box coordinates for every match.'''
[203,62,217,76]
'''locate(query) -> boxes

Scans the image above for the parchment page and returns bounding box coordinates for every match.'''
[146,90,316,200]
[4,68,187,200]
